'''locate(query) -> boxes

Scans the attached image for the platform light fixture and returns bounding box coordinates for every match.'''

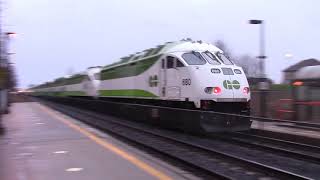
[248,19,266,77]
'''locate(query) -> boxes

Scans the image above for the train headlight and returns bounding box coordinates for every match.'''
[204,87,213,94]
[211,68,221,74]
[243,87,250,94]
[205,87,222,94]
[234,69,242,74]
[213,87,221,94]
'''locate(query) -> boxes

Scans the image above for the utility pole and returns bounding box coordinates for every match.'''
[0,0,15,114]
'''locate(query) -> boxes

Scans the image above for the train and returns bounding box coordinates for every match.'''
[31,40,252,132]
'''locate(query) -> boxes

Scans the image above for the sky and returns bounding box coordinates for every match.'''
[4,0,320,88]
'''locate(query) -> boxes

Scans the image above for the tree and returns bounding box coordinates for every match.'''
[236,55,261,77]
[214,39,261,77]
[214,40,233,59]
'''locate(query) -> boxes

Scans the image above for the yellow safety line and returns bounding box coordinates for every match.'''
[37,104,172,180]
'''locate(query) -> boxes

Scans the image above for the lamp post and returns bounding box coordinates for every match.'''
[249,20,268,118]
[0,32,16,114]
[249,20,266,78]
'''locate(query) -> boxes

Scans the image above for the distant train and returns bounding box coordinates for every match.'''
[31,40,251,131]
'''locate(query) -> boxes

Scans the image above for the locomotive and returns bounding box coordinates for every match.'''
[31,40,251,131]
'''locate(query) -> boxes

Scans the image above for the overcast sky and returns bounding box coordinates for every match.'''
[5,0,320,87]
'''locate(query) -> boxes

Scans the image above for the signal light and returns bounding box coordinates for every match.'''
[243,87,250,94]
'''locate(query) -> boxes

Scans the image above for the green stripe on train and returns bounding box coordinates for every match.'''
[101,55,160,80]
[33,91,86,96]
[99,89,157,97]
[57,91,86,96]
[32,75,85,89]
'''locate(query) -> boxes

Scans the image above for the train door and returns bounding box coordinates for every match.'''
[86,67,102,97]
[82,76,93,96]
[160,56,181,99]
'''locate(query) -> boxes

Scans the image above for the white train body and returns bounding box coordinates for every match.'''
[32,40,250,111]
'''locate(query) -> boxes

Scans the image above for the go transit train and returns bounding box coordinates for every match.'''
[31,40,252,131]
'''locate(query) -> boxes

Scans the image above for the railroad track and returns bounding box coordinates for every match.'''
[247,129,320,147]
[288,122,320,130]
[41,99,317,180]
[212,131,320,165]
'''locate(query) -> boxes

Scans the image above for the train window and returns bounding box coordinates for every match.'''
[182,52,206,65]
[176,59,185,67]
[221,68,234,75]
[216,52,233,65]
[202,51,221,65]
[167,56,174,69]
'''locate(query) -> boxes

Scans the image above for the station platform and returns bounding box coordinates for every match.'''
[0,102,197,180]
[252,121,320,139]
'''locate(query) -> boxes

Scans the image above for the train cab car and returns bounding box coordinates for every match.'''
[97,40,250,115]
[157,42,250,114]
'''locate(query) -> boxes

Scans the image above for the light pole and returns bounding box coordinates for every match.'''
[249,19,266,78]
[249,19,268,118]
[0,32,16,113]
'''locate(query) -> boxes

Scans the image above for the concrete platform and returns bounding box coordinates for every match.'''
[0,102,198,180]
[252,121,320,139]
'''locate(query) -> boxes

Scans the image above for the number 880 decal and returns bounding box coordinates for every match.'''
[182,78,191,86]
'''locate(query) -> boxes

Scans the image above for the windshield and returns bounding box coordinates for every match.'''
[202,51,221,65]
[182,52,207,65]
[216,52,233,65]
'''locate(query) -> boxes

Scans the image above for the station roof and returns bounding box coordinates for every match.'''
[283,58,320,72]
[295,65,320,80]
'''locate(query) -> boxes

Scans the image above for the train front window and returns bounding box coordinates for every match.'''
[216,52,233,65]
[182,52,206,65]
[202,51,221,65]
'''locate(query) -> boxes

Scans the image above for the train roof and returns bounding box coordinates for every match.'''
[295,65,320,80]
[32,40,223,89]
[31,73,86,89]
[102,40,223,71]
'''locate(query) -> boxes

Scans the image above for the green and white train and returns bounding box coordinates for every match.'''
[32,40,251,114]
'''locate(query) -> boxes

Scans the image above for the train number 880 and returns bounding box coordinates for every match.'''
[182,79,191,86]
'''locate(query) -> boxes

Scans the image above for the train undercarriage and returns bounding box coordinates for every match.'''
[40,95,252,133]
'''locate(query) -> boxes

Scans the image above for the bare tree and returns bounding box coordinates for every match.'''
[214,39,261,77]
[214,40,233,59]
[236,55,261,77]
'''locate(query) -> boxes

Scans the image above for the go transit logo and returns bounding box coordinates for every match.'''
[223,80,240,89]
